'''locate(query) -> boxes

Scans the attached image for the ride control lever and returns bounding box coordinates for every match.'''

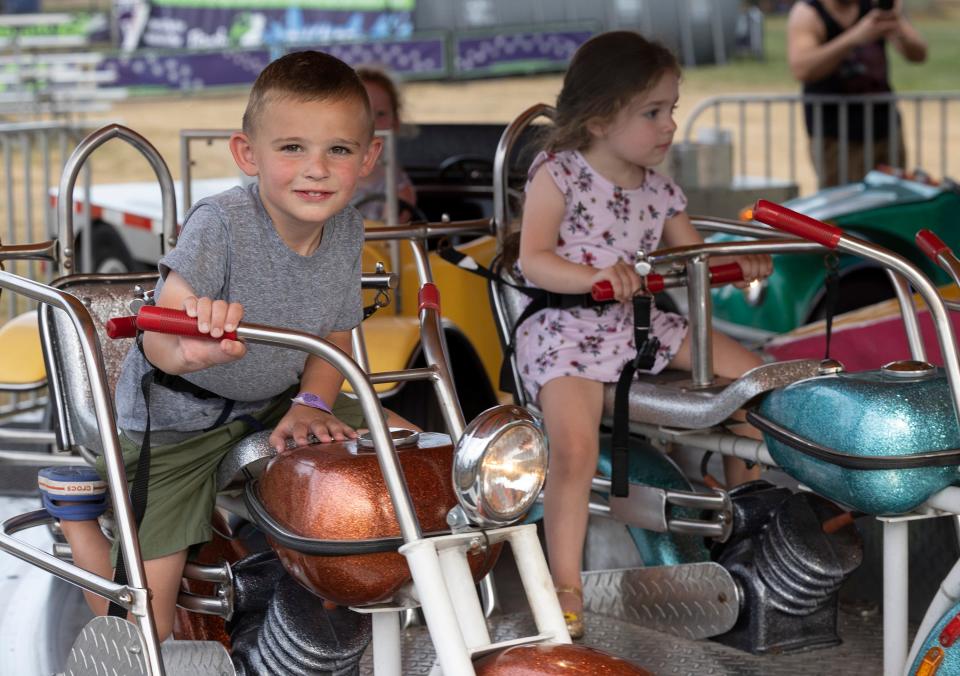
[591,262,744,301]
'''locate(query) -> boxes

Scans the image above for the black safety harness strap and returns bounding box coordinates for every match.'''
[108,335,236,617]
[823,253,839,360]
[440,246,659,498]
[439,246,610,393]
[610,294,659,498]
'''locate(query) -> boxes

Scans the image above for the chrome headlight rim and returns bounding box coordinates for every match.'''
[453,405,547,528]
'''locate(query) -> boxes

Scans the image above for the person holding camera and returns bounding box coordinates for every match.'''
[787,0,927,187]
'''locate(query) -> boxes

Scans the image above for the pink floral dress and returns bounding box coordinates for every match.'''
[515,150,689,403]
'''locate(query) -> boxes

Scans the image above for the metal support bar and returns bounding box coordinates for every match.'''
[0,268,164,674]
[372,612,402,676]
[886,269,925,362]
[883,518,909,676]
[493,104,554,241]
[687,255,713,388]
[1,509,135,608]
[58,124,177,273]
[176,590,231,618]
[0,448,76,465]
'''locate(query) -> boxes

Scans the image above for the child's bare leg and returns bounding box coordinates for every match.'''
[58,519,187,641]
[142,549,189,640]
[385,409,420,431]
[668,331,763,485]
[667,331,763,380]
[60,519,112,616]
[539,376,604,615]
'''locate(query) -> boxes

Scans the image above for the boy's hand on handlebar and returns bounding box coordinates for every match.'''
[591,260,643,302]
[177,296,246,367]
[270,404,358,452]
[724,254,773,290]
[185,295,243,338]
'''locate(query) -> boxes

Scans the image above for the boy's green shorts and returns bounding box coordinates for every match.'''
[96,392,366,563]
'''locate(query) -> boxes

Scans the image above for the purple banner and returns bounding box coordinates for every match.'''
[125,6,412,51]
[105,49,272,89]
[102,37,446,89]
[455,30,591,76]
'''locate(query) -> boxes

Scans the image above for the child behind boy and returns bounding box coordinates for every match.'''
[51,50,407,640]
[354,66,418,222]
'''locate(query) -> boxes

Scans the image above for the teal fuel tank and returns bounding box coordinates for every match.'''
[749,361,960,515]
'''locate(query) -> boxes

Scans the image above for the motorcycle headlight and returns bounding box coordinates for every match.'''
[453,405,547,527]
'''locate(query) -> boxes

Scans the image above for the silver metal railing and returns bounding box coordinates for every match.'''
[682,92,960,191]
[493,102,553,244]
[0,268,165,674]
[0,121,93,318]
[58,124,178,275]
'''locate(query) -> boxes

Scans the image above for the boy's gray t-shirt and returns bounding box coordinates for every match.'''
[114,183,363,435]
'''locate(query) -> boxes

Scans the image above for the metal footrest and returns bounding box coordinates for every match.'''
[582,562,739,640]
[61,616,150,675]
[60,615,235,676]
[161,640,235,676]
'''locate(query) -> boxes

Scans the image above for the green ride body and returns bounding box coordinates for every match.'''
[710,172,960,334]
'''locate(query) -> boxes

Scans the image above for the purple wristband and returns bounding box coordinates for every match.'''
[291,392,332,414]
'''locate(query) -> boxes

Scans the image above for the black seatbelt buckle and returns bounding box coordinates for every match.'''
[633,337,661,371]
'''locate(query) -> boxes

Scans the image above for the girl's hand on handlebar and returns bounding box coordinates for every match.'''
[590,260,643,302]
[724,254,773,290]
[178,295,246,367]
[270,404,358,452]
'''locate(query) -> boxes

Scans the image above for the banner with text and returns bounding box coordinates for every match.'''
[117,0,414,51]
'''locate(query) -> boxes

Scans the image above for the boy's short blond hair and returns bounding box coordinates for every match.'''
[242,50,373,138]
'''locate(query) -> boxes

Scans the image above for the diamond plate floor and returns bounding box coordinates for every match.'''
[359,607,885,675]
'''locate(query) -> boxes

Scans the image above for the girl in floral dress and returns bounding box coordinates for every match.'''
[515,31,773,638]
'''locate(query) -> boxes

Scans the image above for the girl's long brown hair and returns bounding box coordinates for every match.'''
[545,31,680,153]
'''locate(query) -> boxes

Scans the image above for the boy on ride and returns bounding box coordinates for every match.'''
[515,31,773,638]
[53,50,398,640]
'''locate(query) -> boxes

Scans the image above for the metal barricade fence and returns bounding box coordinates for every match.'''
[0,121,91,414]
[0,121,93,314]
[682,91,960,194]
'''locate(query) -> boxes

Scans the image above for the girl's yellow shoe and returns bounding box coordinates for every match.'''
[555,585,585,640]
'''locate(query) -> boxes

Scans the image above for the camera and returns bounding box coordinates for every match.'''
[875,0,894,10]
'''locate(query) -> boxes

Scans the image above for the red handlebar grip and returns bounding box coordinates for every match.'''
[709,262,745,285]
[592,280,614,301]
[752,199,843,249]
[418,282,441,313]
[135,306,238,341]
[105,315,138,339]
[916,229,949,261]
[591,262,744,301]
[645,274,666,294]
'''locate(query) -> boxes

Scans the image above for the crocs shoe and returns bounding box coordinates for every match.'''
[38,466,109,521]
